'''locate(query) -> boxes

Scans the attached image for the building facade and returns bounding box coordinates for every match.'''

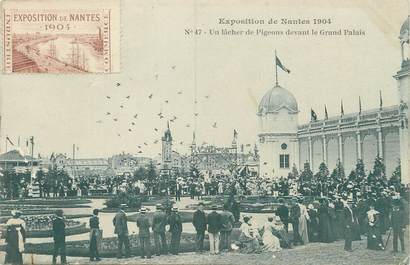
[258,17,409,183]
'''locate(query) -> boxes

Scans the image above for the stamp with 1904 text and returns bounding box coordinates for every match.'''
[2,0,120,73]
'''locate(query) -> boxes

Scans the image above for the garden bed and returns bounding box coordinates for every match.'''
[0,198,91,205]
[127,211,193,223]
[26,223,89,238]
[2,230,241,257]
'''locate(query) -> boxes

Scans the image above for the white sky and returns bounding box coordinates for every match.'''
[1,0,408,158]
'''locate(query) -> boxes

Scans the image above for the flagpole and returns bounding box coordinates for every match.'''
[275,49,278,86]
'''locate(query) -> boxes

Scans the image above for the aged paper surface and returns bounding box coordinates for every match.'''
[0,0,409,265]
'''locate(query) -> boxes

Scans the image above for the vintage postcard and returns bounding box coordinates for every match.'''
[2,0,120,73]
[0,0,409,265]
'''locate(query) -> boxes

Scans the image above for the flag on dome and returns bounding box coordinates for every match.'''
[275,56,290,73]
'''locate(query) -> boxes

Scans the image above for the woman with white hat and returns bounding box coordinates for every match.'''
[4,210,26,265]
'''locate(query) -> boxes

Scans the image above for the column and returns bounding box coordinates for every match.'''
[356,131,362,160]
[322,135,327,165]
[338,133,343,163]
[377,128,383,158]
[308,136,313,165]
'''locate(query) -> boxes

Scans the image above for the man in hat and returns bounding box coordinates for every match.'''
[52,209,66,264]
[207,205,222,254]
[136,207,152,259]
[113,204,130,258]
[341,196,354,251]
[89,209,101,261]
[220,203,235,252]
[192,202,207,252]
[152,204,168,255]
[390,197,406,253]
[168,207,182,255]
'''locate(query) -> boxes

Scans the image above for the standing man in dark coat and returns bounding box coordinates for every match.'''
[207,205,222,254]
[290,199,302,245]
[391,198,406,253]
[52,209,66,265]
[192,202,207,252]
[276,199,289,232]
[175,182,182,202]
[113,204,130,258]
[152,204,168,255]
[342,199,354,251]
[168,207,182,255]
[136,208,152,259]
[89,209,101,261]
[231,200,241,223]
[220,204,235,251]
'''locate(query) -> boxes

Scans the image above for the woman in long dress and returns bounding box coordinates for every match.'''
[262,217,281,255]
[272,216,293,248]
[239,216,262,254]
[366,203,384,250]
[298,199,309,244]
[5,210,26,265]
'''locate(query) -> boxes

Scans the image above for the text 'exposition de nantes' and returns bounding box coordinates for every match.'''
[218,18,329,26]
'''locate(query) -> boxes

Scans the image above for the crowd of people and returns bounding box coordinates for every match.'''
[2,189,408,265]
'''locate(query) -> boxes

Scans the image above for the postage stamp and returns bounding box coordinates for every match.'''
[2,0,120,73]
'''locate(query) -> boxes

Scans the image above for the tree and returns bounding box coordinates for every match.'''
[300,162,313,182]
[330,159,345,180]
[299,162,313,195]
[133,166,147,182]
[354,159,366,183]
[287,164,299,179]
[372,155,386,179]
[145,161,158,194]
[388,160,401,190]
[36,169,46,197]
[315,162,329,181]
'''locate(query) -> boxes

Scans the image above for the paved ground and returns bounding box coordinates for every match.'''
[1,197,409,264]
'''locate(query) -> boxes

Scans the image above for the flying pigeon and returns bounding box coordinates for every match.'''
[117,133,121,137]
[133,114,138,118]
[126,95,130,99]
[137,145,141,148]
[106,112,111,115]
[180,141,183,145]
[120,105,124,108]
[154,128,158,132]
[148,94,153,99]
[138,151,142,153]
[177,91,182,95]
[106,96,111,99]
[171,65,176,70]
[205,95,210,99]
[131,122,135,126]
[154,140,158,144]
[96,120,102,123]
[113,118,118,121]
[165,100,169,104]
[186,124,190,127]
[116,82,121,87]
[212,122,217,128]
[194,113,199,117]
[128,129,132,132]
[154,74,158,80]
[144,142,148,146]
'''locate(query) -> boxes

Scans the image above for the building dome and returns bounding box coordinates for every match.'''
[257,85,298,115]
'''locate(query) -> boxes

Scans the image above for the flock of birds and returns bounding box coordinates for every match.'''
[95,65,221,156]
